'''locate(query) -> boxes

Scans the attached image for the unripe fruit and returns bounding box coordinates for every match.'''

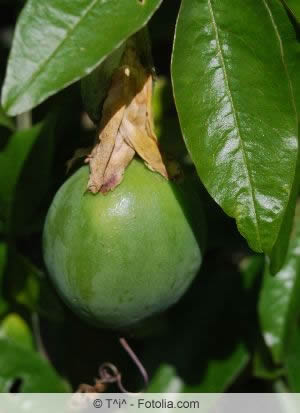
[43,160,205,329]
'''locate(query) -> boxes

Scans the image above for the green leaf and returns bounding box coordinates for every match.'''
[0,337,69,392]
[259,202,300,363]
[147,365,184,393]
[0,314,34,351]
[283,0,300,21]
[172,0,298,254]
[2,0,163,116]
[0,124,43,231]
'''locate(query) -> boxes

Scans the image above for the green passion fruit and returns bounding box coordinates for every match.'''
[43,159,205,329]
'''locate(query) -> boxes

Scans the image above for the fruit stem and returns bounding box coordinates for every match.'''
[16,110,32,130]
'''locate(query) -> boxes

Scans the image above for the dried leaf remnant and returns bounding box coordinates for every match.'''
[86,43,168,194]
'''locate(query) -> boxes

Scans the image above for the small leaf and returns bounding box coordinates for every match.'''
[259,202,300,363]
[0,314,34,351]
[0,337,69,392]
[147,365,184,393]
[2,0,163,115]
[172,0,298,254]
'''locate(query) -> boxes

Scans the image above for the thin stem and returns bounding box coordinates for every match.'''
[16,111,32,130]
[119,337,149,391]
[98,337,149,393]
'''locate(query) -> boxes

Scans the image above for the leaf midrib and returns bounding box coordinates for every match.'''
[207,0,262,250]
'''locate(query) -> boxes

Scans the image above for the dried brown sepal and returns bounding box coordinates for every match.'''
[86,43,168,194]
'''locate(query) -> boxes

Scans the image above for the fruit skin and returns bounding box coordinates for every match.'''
[43,159,205,329]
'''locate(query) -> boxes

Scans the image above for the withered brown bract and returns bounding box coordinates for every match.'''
[86,41,168,194]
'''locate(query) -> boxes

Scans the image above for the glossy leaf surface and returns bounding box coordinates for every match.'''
[172,0,298,254]
[259,203,300,363]
[2,0,162,115]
